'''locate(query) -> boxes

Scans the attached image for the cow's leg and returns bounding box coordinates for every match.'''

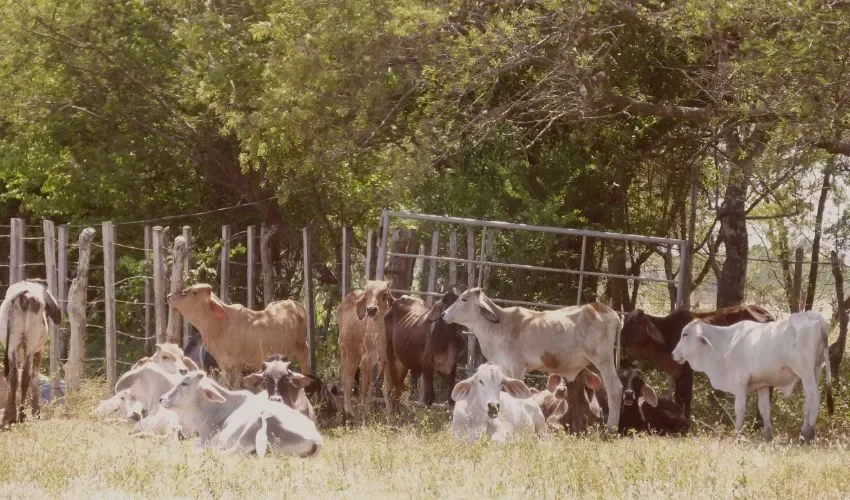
[293,341,311,376]
[445,367,457,408]
[18,355,31,423]
[422,368,436,407]
[3,354,18,426]
[800,372,820,444]
[590,356,622,431]
[29,351,42,419]
[757,388,772,442]
[733,392,747,437]
[390,362,408,414]
[360,358,373,422]
[340,358,358,424]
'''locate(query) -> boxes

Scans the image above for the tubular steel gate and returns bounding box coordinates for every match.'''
[374,210,689,375]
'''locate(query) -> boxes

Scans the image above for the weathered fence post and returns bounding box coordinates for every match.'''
[247,225,255,309]
[152,226,166,344]
[43,220,60,398]
[9,218,21,283]
[17,219,26,281]
[103,221,117,390]
[414,243,426,293]
[365,229,374,282]
[466,228,476,288]
[144,226,153,354]
[57,224,69,364]
[165,235,187,345]
[302,227,316,374]
[261,224,277,306]
[449,230,457,285]
[791,247,804,313]
[341,227,352,300]
[481,230,495,288]
[220,225,231,304]
[427,230,439,304]
[66,227,95,391]
[182,226,192,348]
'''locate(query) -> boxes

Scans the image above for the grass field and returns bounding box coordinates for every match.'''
[2,382,850,499]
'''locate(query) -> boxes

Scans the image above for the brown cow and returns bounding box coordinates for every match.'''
[383,285,466,412]
[338,280,394,422]
[620,305,775,419]
[544,369,606,433]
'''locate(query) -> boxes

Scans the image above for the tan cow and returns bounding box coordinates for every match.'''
[337,280,394,421]
[167,284,309,388]
[441,288,624,431]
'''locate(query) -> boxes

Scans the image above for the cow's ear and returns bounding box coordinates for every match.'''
[290,372,314,389]
[478,294,500,324]
[242,373,264,390]
[199,380,226,403]
[43,290,62,325]
[356,295,367,321]
[502,377,532,399]
[528,387,539,394]
[209,300,227,321]
[697,334,714,349]
[451,378,473,401]
[583,371,604,391]
[182,356,200,371]
[426,302,444,322]
[640,383,659,408]
[646,324,665,345]
[384,285,395,308]
[546,374,563,393]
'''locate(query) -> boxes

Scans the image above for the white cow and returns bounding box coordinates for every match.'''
[160,370,323,457]
[451,363,545,442]
[441,288,623,430]
[672,311,834,443]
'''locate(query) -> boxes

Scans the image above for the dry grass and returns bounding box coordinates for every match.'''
[1,382,850,499]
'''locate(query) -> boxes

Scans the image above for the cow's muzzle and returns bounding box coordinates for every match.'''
[672,351,685,364]
[487,402,500,418]
[623,390,635,407]
[270,394,283,403]
[160,396,171,409]
[366,306,378,317]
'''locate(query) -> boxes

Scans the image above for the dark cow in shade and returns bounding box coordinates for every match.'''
[620,305,775,419]
[617,366,688,436]
[384,285,466,412]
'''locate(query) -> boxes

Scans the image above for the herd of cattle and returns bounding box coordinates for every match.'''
[0,276,837,457]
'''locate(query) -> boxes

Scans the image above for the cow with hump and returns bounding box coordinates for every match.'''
[440,288,624,431]
[383,284,466,412]
[672,311,833,444]
[451,362,544,442]
[338,280,394,422]
[620,305,774,420]
[160,370,323,457]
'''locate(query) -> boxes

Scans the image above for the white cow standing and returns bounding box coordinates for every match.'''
[451,363,544,442]
[672,311,833,443]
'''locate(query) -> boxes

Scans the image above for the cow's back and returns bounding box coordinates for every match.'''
[386,297,429,368]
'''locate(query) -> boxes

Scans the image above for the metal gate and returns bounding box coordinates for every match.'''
[374,210,689,373]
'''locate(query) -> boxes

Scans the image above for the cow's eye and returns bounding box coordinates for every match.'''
[682,333,688,337]
[461,298,467,303]
[478,380,483,385]
[180,381,188,387]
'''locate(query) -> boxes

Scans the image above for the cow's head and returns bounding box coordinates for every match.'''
[621,310,666,350]
[356,280,394,320]
[451,363,531,419]
[441,288,500,325]
[619,367,658,409]
[672,319,713,364]
[547,370,605,433]
[427,284,468,322]
[151,343,197,376]
[167,283,228,321]
[242,354,315,404]
[160,370,225,410]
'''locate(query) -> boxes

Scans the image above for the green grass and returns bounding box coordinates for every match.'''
[2,382,850,498]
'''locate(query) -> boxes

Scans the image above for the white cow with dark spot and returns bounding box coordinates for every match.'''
[450,363,544,442]
[441,288,623,430]
[672,311,833,443]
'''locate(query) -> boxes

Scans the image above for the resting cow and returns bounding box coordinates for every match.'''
[167,283,309,389]
[451,363,544,442]
[617,367,688,436]
[384,284,466,412]
[441,288,623,430]
[672,311,833,443]
[160,370,323,457]
[243,354,317,421]
[338,280,394,421]
[542,369,606,433]
[0,281,61,426]
[620,305,775,419]
[529,377,568,430]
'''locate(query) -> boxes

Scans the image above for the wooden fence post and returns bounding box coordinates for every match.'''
[303,227,316,374]
[220,225,231,304]
[466,227,477,371]
[182,226,192,348]
[261,224,277,305]
[449,230,457,285]
[66,227,95,392]
[43,220,60,398]
[17,219,26,281]
[144,226,153,354]
[365,229,374,282]
[247,225,255,309]
[165,235,187,345]
[57,224,69,364]
[152,226,166,344]
[791,247,804,313]
[427,230,439,304]
[103,221,117,390]
[9,218,20,284]
[415,243,426,293]
[482,230,495,288]
[341,227,352,300]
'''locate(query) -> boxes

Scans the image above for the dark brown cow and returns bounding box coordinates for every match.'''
[620,305,775,419]
[542,369,606,433]
[617,366,688,436]
[384,285,466,412]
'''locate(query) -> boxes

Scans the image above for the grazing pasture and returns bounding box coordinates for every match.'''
[2,382,850,498]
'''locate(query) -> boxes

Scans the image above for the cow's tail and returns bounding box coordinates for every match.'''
[821,318,834,416]
[255,410,270,458]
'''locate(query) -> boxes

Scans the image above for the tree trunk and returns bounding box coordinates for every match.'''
[716,180,749,308]
[829,251,847,376]
[805,158,836,311]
